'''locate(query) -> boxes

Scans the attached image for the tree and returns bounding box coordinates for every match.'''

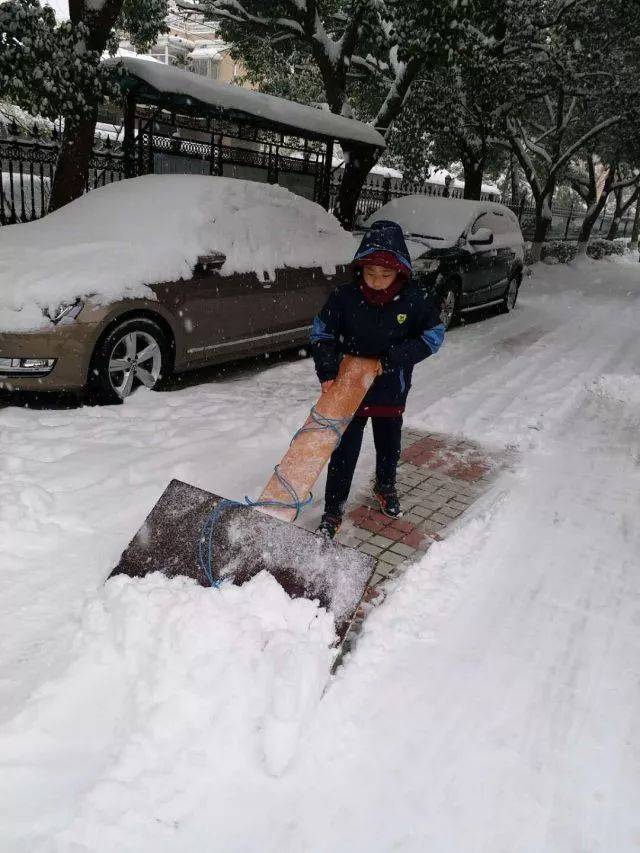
[630,202,640,249]
[386,0,519,200]
[0,0,168,210]
[568,121,640,251]
[178,0,469,225]
[606,170,640,240]
[498,0,640,260]
[390,70,510,199]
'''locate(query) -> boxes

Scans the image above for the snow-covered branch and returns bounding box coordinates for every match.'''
[551,114,622,175]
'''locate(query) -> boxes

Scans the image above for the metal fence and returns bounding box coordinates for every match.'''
[329,173,501,221]
[2,121,636,240]
[0,121,124,226]
[332,175,636,240]
[502,199,635,242]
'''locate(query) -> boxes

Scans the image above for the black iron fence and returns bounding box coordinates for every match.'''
[329,173,497,222]
[2,121,636,240]
[0,121,124,226]
[502,198,635,242]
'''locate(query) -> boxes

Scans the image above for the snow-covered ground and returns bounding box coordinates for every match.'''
[1,254,639,852]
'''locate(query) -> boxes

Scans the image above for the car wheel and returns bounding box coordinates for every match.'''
[89,317,171,404]
[439,279,460,330]
[501,275,521,313]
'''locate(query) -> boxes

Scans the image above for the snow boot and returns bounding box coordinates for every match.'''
[373,483,403,519]
[316,513,342,540]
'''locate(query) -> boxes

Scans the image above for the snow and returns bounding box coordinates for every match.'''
[368,163,404,179]
[365,195,522,255]
[428,167,501,198]
[108,48,161,63]
[42,0,68,19]
[110,57,386,149]
[366,194,484,242]
[0,174,357,333]
[2,253,640,850]
[189,42,229,60]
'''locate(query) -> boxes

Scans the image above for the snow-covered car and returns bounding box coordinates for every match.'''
[363,196,525,328]
[0,174,356,402]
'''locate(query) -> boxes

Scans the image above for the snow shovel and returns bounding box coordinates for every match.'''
[110,355,380,637]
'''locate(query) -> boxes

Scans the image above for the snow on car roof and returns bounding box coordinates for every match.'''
[365,195,484,240]
[0,174,358,333]
[365,195,521,253]
[112,57,386,150]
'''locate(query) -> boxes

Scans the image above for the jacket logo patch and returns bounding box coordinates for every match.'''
[397,313,407,324]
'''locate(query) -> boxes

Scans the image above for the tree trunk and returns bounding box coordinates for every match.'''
[630,202,640,248]
[334,145,379,229]
[575,165,615,254]
[462,158,484,200]
[49,0,122,211]
[529,195,554,263]
[48,110,98,212]
[606,213,621,241]
[576,195,609,253]
[509,152,518,204]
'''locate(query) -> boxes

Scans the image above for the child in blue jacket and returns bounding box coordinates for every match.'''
[310,219,445,538]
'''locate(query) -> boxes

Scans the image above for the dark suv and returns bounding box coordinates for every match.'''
[363,196,525,328]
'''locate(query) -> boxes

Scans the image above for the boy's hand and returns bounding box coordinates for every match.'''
[321,380,335,393]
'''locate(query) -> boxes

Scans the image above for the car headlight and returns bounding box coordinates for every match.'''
[44,299,84,324]
[414,257,440,274]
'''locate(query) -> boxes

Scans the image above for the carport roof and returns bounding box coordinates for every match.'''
[110,57,386,151]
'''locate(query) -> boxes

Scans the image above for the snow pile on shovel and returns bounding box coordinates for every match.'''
[0,571,335,850]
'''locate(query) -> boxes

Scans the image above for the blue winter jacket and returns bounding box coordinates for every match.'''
[310,220,445,411]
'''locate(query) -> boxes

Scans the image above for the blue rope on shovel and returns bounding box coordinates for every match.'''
[197,406,351,587]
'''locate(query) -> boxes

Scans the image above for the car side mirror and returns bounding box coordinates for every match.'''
[194,252,226,275]
[469,228,494,246]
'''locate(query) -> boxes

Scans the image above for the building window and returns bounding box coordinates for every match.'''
[190,58,220,79]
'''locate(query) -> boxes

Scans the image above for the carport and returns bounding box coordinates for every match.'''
[113,57,385,209]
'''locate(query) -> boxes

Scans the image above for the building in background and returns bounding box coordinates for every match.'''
[119,2,250,87]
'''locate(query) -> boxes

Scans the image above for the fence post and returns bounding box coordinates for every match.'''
[381,176,391,205]
[123,94,136,179]
[320,138,333,210]
[564,199,574,240]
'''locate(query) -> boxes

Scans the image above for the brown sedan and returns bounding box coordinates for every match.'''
[0,176,353,403]
[0,258,350,403]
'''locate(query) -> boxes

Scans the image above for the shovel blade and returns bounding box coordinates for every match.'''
[110,479,374,635]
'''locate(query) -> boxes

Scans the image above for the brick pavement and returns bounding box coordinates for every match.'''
[334,428,506,660]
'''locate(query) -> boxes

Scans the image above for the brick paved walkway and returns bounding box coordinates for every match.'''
[334,429,506,660]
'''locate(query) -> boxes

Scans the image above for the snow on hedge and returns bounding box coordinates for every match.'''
[0,174,357,332]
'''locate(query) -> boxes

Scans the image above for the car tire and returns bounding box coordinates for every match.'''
[88,317,172,405]
[439,279,460,330]
[500,275,521,314]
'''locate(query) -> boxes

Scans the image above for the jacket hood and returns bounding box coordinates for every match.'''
[353,219,412,273]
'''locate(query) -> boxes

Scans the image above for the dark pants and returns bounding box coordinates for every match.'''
[324,415,403,517]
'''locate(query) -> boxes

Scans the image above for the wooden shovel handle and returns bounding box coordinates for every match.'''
[258,355,380,522]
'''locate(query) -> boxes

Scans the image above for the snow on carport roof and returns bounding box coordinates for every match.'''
[110,57,386,150]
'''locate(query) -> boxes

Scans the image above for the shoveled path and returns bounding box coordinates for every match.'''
[335,428,510,656]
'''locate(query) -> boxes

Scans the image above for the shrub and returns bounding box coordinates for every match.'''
[542,240,578,263]
[586,238,623,259]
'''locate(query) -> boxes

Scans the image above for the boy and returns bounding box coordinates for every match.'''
[310,219,445,539]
